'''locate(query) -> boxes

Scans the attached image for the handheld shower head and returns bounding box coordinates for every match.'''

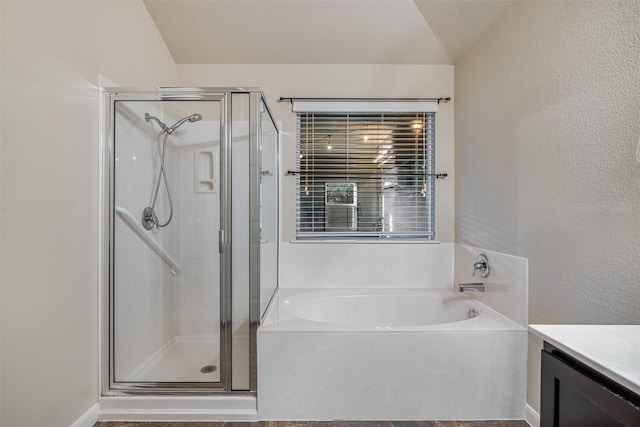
[167,113,202,134]
[141,112,201,231]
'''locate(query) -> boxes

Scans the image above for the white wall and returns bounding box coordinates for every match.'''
[455,0,640,413]
[0,1,176,425]
[177,64,456,243]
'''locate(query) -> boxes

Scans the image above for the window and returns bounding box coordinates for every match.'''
[296,110,436,239]
[325,182,358,231]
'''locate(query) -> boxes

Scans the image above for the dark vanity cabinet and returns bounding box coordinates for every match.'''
[540,343,640,427]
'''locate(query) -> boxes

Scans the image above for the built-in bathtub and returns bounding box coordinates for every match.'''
[257,288,527,420]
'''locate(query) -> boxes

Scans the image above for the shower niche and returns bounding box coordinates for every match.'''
[102,88,279,393]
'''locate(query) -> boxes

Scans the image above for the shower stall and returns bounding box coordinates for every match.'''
[101,88,279,394]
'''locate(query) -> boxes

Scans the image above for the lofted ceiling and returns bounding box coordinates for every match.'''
[143,0,512,65]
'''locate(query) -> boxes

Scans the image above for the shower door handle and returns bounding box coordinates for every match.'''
[218,230,225,254]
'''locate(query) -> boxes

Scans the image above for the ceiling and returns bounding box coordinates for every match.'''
[143,0,512,65]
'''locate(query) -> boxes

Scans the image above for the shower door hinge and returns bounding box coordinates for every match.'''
[218,230,225,253]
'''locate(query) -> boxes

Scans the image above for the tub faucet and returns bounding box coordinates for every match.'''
[457,282,485,292]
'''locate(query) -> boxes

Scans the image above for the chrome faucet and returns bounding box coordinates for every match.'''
[458,282,486,292]
[472,254,490,278]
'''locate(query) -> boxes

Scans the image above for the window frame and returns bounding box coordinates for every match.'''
[294,104,437,241]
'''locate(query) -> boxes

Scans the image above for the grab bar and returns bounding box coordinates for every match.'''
[115,206,179,275]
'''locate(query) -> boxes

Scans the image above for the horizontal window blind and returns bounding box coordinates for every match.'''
[296,112,435,239]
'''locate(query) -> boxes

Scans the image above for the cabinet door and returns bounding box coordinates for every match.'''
[541,349,640,427]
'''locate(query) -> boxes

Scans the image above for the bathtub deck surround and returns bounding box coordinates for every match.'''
[279,242,455,289]
[258,288,527,421]
[263,242,529,421]
[264,288,516,331]
[453,245,528,327]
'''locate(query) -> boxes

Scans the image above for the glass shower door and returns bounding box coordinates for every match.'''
[111,97,224,387]
[259,99,279,318]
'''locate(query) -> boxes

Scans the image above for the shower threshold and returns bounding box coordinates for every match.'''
[104,334,251,421]
[98,394,257,422]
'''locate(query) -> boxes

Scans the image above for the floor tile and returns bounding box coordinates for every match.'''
[94,421,529,427]
[391,422,438,427]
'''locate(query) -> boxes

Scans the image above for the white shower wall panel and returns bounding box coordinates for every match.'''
[454,244,528,327]
[279,242,454,289]
[171,120,221,337]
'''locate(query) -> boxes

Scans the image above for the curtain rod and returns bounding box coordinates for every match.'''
[279,97,451,104]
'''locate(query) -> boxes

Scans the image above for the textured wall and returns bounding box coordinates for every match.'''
[0,1,176,425]
[455,0,640,411]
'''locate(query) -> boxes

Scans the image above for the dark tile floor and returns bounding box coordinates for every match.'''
[94,421,529,427]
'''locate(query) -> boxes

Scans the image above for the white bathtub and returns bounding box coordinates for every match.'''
[280,288,483,328]
[257,288,527,420]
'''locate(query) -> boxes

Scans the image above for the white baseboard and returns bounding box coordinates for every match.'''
[525,404,540,427]
[70,403,99,427]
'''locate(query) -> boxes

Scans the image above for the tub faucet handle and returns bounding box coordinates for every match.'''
[472,254,490,278]
[472,261,486,275]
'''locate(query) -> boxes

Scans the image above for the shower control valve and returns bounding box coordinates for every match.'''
[142,207,157,231]
[472,254,490,278]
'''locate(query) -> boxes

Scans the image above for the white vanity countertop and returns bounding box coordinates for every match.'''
[529,324,640,396]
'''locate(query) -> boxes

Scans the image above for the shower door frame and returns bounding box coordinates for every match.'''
[100,87,263,395]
